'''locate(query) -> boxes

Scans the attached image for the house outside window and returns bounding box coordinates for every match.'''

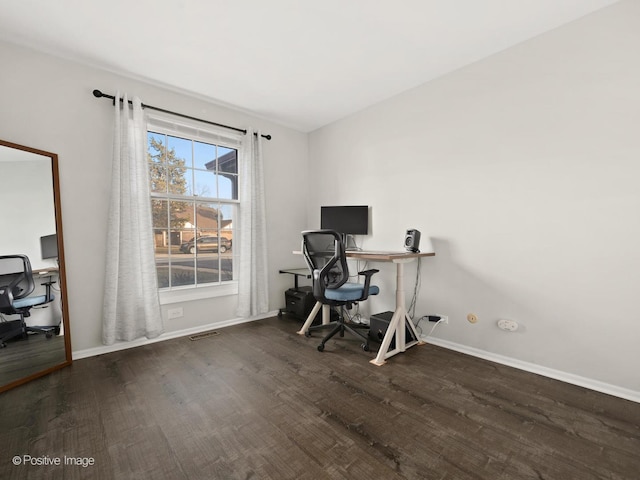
[147,116,241,295]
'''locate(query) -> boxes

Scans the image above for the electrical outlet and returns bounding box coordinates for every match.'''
[497,319,518,332]
[167,307,184,320]
[427,315,448,324]
[467,313,478,324]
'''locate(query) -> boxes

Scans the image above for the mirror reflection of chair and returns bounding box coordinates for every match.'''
[0,255,57,348]
[301,229,380,352]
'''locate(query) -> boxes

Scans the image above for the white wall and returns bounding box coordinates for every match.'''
[0,41,309,352]
[308,1,640,393]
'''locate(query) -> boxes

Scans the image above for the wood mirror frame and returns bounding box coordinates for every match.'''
[0,139,72,393]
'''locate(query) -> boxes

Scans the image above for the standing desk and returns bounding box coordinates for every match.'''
[296,250,435,366]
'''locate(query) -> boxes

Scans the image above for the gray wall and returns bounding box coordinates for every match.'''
[307,1,640,394]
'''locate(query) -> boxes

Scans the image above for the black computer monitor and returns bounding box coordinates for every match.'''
[40,234,58,259]
[320,205,369,236]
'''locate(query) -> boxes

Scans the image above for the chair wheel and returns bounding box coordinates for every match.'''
[317,344,324,352]
[361,343,370,352]
[46,332,53,339]
[304,331,311,337]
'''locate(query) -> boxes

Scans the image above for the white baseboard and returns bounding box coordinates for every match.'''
[422,335,640,404]
[72,310,279,361]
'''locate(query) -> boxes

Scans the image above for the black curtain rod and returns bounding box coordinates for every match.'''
[92,89,272,141]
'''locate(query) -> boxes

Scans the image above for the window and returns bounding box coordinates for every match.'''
[147,118,241,293]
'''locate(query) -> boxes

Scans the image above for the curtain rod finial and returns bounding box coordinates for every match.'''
[92,89,103,98]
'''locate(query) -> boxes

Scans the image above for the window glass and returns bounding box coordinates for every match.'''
[194,141,216,170]
[147,129,238,291]
[193,170,217,198]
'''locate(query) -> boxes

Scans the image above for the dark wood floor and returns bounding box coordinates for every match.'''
[1,316,639,479]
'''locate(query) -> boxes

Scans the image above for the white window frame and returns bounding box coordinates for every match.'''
[146,113,243,304]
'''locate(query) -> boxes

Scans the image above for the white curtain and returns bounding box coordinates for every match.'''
[236,128,269,317]
[102,92,163,344]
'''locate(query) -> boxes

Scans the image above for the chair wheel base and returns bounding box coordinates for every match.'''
[317,344,325,352]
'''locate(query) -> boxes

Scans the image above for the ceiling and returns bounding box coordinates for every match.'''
[0,0,619,132]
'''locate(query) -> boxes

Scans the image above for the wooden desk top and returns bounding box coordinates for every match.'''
[293,250,435,262]
[346,250,435,262]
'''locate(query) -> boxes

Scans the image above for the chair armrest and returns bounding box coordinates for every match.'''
[357,269,379,300]
[0,286,14,311]
[358,269,379,278]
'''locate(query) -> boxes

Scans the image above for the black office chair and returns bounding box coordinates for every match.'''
[301,229,380,352]
[0,254,57,348]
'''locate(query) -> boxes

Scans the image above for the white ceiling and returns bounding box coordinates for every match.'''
[0,0,619,132]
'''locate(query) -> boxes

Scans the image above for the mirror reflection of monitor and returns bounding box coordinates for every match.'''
[40,233,58,259]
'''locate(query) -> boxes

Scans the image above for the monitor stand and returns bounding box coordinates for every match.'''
[343,233,356,250]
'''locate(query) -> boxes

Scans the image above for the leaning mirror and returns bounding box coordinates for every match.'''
[0,139,72,393]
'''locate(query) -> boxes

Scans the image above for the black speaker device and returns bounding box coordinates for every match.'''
[404,229,421,253]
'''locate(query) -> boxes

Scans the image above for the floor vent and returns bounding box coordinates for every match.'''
[189,330,220,341]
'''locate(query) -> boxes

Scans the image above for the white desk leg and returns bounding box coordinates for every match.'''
[370,259,424,366]
[370,309,403,366]
[296,302,331,335]
[397,261,407,350]
[297,301,321,335]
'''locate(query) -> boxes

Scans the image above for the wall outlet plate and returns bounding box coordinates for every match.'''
[497,319,518,332]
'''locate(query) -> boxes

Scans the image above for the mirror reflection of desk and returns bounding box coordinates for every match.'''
[29,267,61,328]
[33,267,59,276]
